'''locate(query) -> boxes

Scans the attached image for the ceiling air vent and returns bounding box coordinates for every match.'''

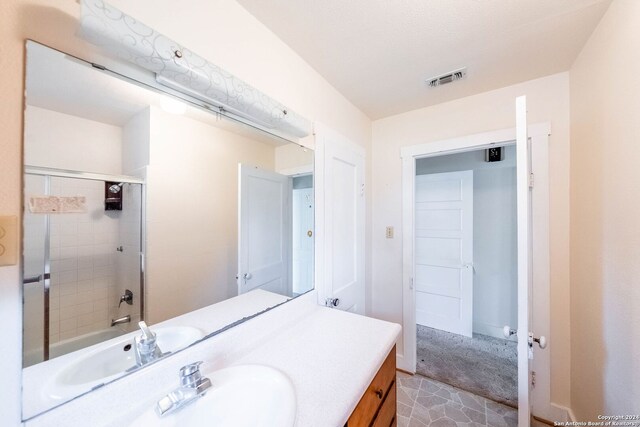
[426,68,467,88]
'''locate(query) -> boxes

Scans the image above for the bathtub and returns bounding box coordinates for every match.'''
[49,328,129,359]
[24,327,131,367]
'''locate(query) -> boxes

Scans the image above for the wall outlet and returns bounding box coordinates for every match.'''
[386,226,394,239]
[0,215,18,266]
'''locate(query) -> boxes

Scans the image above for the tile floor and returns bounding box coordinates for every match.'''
[396,371,519,427]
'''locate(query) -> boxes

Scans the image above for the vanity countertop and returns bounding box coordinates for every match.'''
[25,292,401,427]
[237,305,401,426]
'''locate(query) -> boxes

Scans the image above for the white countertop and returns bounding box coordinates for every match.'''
[237,306,401,426]
[25,291,401,427]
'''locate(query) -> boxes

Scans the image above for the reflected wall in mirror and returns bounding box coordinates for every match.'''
[22,41,314,419]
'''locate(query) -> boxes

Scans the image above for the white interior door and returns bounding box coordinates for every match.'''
[292,186,314,295]
[314,124,365,314]
[516,95,533,425]
[238,164,292,296]
[415,170,473,337]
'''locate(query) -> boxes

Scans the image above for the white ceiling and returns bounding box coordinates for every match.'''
[237,0,612,119]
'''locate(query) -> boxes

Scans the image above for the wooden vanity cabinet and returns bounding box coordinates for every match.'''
[346,345,397,427]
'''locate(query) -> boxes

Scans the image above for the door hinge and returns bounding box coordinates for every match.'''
[409,277,414,290]
[529,173,534,189]
[531,370,536,388]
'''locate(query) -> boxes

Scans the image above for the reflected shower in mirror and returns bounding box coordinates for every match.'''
[22,41,314,418]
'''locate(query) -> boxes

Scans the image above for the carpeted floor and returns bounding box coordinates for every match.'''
[416,325,518,408]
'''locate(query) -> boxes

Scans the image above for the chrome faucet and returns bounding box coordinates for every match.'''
[155,361,212,417]
[134,321,164,367]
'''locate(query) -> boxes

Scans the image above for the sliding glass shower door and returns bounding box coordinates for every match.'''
[23,174,48,365]
[23,172,144,367]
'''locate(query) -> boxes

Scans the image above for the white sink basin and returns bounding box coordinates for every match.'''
[132,365,296,427]
[45,326,204,400]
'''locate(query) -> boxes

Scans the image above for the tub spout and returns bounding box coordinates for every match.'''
[111,315,131,327]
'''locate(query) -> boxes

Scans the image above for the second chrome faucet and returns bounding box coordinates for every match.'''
[134,321,164,367]
[155,361,212,417]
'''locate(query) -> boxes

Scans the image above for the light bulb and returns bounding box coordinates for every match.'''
[160,97,187,115]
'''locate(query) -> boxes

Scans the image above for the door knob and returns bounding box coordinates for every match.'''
[241,273,252,285]
[528,332,547,349]
[325,298,339,308]
[503,325,517,338]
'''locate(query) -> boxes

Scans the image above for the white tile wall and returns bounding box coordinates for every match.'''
[48,177,119,344]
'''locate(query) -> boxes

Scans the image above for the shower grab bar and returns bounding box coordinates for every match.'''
[23,273,51,284]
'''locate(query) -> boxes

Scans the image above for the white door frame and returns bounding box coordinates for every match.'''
[400,122,555,419]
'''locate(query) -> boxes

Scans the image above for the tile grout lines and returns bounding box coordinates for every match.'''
[396,371,518,427]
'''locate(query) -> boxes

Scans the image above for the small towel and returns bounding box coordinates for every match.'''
[29,196,87,213]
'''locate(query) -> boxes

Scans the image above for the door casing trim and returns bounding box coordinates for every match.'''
[399,122,555,419]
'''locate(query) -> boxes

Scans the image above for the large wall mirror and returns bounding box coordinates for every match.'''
[22,41,314,418]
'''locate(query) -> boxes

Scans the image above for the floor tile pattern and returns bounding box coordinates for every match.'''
[396,371,518,427]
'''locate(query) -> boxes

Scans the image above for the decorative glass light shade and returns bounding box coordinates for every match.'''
[79,0,312,138]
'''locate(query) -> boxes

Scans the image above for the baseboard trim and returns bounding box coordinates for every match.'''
[549,403,575,423]
[473,321,517,341]
[533,415,554,425]
[395,352,414,374]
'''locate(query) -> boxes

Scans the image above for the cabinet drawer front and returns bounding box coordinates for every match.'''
[373,383,396,427]
[348,346,396,426]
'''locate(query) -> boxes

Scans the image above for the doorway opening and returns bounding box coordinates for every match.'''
[400,121,555,423]
[237,164,314,299]
[413,146,518,407]
[291,173,314,296]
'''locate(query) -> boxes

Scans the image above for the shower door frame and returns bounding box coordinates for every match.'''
[22,165,146,362]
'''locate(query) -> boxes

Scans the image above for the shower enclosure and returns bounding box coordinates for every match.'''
[23,167,144,367]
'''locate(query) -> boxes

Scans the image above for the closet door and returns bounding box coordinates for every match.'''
[414,170,474,337]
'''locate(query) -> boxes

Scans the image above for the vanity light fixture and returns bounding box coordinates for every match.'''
[78,0,311,139]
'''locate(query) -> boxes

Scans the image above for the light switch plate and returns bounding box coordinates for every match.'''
[0,215,18,266]
[386,226,394,239]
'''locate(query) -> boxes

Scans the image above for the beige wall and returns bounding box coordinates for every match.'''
[25,106,123,174]
[145,107,276,323]
[274,143,314,174]
[0,1,370,423]
[569,0,640,419]
[371,72,572,407]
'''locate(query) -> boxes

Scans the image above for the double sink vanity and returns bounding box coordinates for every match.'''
[26,291,401,427]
